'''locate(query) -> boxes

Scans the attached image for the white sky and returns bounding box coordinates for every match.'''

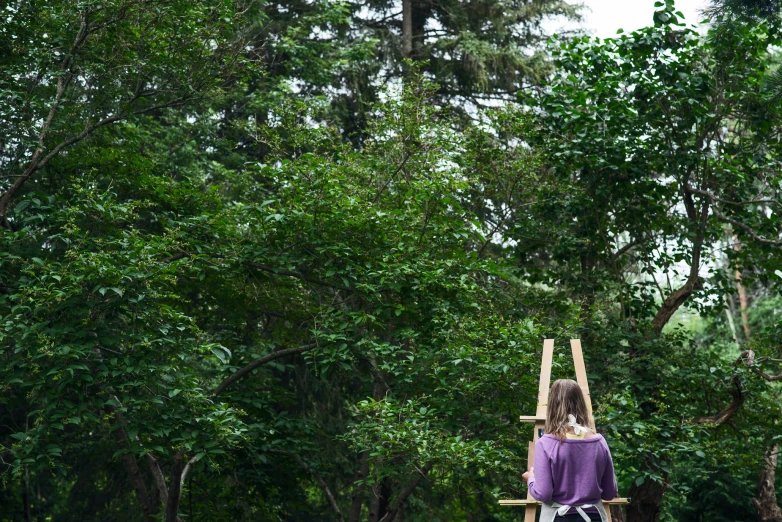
[554,0,710,38]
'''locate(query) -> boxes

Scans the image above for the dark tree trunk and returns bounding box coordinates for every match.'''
[23,466,31,522]
[610,504,626,522]
[369,489,381,522]
[410,0,429,59]
[348,452,370,522]
[368,360,392,522]
[165,451,185,522]
[113,426,156,522]
[626,476,667,522]
[402,0,412,59]
[369,477,393,521]
[378,463,433,522]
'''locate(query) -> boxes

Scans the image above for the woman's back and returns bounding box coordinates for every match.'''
[528,433,617,507]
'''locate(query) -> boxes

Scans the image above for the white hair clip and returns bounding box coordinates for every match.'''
[567,414,588,435]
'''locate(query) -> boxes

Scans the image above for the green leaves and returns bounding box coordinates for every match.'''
[209,345,231,365]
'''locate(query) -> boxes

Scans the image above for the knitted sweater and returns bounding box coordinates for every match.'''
[528,434,618,514]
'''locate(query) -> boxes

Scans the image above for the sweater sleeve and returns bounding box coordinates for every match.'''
[528,438,554,502]
[600,439,619,501]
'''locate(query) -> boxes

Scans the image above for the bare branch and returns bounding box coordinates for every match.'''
[106,395,158,520]
[159,252,192,263]
[373,149,412,204]
[348,452,370,522]
[692,349,782,425]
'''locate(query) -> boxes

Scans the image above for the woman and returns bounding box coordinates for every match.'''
[522,379,618,522]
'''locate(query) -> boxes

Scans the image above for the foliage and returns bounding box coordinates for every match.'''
[1,0,782,521]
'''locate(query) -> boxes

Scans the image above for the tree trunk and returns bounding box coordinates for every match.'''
[610,504,625,522]
[402,0,412,59]
[736,269,751,339]
[752,445,782,522]
[112,426,157,522]
[348,452,370,522]
[378,462,433,522]
[165,451,184,522]
[367,359,392,522]
[733,236,751,341]
[23,465,32,522]
[411,0,428,59]
[369,487,382,522]
[626,475,667,522]
[369,477,393,522]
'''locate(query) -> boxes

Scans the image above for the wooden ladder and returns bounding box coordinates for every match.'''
[498,339,629,521]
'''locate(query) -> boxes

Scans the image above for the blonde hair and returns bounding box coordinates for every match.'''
[545,379,595,440]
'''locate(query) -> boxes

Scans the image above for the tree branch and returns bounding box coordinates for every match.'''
[0,11,91,220]
[212,343,318,396]
[651,195,709,334]
[751,367,782,382]
[682,185,781,246]
[180,455,199,491]
[377,462,433,522]
[246,262,348,290]
[146,453,169,506]
[693,375,745,425]
[610,235,650,262]
[106,395,158,520]
[712,207,782,246]
[693,350,755,425]
[1,93,190,224]
[686,186,777,206]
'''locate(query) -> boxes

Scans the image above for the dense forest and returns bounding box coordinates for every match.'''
[1,0,782,520]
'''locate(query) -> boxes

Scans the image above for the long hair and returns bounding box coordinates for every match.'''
[545,379,595,440]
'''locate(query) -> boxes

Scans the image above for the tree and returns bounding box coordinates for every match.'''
[511,1,782,519]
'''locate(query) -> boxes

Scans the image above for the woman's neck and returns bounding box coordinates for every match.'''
[566,426,597,438]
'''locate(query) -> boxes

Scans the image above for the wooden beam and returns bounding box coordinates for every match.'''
[526,440,535,502]
[522,340,554,522]
[499,498,630,506]
[536,339,555,418]
[571,338,593,418]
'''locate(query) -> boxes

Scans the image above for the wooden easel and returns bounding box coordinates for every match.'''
[499,339,629,521]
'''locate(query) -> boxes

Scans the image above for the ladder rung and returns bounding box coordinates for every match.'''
[519,415,546,422]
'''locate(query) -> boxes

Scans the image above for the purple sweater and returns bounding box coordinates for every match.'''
[528,434,618,514]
